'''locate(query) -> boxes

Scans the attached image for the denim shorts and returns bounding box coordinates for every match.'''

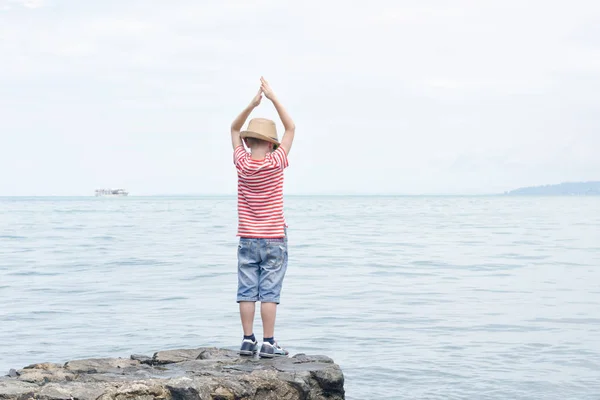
[236,230,288,304]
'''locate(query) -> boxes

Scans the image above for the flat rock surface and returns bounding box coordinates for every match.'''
[0,347,345,399]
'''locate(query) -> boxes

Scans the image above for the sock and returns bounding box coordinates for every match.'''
[244,334,256,342]
[263,337,275,345]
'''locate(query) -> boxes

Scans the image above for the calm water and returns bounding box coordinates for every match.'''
[1,196,599,399]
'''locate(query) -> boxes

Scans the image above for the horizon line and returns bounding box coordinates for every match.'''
[0,193,533,198]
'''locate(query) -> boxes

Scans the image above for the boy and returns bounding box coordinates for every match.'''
[230,77,295,358]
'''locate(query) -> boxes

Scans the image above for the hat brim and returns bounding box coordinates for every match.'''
[240,130,279,145]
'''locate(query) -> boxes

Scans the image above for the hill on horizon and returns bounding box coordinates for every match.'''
[505,181,600,195]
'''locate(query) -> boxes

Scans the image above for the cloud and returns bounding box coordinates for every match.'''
[1,0,44,9]
[21,0,43,8]
[0,0,599,195]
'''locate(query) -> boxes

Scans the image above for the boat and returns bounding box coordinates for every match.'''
[95,189,129,197]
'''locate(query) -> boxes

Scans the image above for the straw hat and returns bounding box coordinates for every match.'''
[240,118,279,145]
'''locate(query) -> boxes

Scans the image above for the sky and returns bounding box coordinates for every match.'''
[1,0,599,195]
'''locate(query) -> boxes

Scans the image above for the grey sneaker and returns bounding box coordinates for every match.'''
[239,338,258,356]
[259,341,289,358]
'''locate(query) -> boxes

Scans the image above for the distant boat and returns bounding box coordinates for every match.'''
[95,189,129,197]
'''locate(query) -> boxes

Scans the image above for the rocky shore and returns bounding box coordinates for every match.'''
[0,347,345,400]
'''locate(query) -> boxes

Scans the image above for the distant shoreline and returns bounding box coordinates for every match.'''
[504,181,600,196]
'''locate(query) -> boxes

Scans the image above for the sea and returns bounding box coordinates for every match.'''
[0,195,599,400]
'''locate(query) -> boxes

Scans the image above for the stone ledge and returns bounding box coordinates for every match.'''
[1,347,345,400]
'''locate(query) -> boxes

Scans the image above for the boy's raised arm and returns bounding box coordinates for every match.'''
[231,88,262,150]
[261,77,295,155]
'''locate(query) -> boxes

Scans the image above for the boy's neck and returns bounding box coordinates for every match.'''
[250,148,268,160]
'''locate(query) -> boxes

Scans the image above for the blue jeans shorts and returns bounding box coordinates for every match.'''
[236,230,288,304]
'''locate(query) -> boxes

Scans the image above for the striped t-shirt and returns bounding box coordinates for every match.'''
[234,145,289,238]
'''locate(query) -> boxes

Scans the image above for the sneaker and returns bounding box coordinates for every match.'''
[259,341,289,358]
[239,338,258,356]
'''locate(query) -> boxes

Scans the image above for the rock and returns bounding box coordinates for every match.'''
[64,357,140,373]
[23,362,63,370]
[311,364,345,395]
[15,368,76,384]
[5,371,17,379]
[152,349,203,365]
[0,379,38,399]
[292,353,334,364]
[95,381,171,400]
[213,386,235,400]
[0,347,345,399]
[196,347,239,361]
[37,382,111,400]
[150,347,240,365]
[130,354,153,364]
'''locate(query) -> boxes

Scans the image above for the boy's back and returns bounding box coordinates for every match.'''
[234,144,289,239]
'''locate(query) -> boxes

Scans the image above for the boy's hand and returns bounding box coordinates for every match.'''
[231,87,262,149]
[260,76,295,155]
[260,76,276,101]
[250,88,263,108]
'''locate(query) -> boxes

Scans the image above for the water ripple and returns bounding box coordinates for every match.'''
[1,195,599,400]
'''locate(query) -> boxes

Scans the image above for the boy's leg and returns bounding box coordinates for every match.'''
[239,302,256,336]
[237,238,260,355]
[258,238,288,331]
[260,302,277,338]
[257,235,289,357]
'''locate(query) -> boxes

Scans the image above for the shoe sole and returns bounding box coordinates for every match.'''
[259,352,288,358]
[239,350,256,356]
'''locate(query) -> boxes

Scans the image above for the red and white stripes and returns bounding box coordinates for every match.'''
[234,145,289,238]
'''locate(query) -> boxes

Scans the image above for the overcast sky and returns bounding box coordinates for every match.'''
[1,0,599,195]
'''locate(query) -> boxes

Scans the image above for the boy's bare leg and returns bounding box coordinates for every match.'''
[260,302,277,338]
[239,302,256,336]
